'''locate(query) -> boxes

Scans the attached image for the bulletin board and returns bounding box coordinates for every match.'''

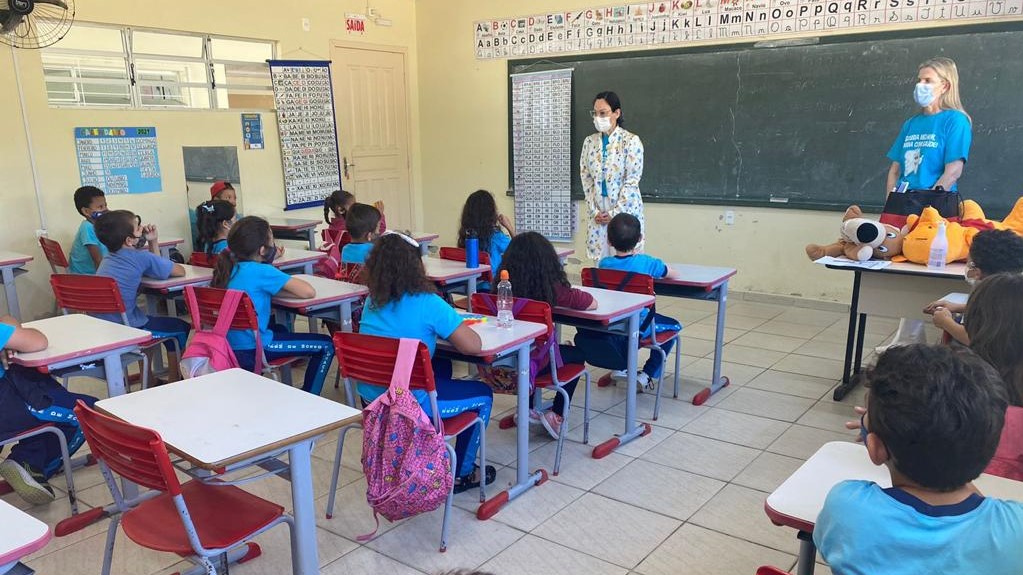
[268,59,343,210]
[74,126,162,194]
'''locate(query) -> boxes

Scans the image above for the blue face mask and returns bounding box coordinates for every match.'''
[914,82,936,107]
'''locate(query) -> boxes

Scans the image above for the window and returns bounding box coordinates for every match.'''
[40,23,275,110]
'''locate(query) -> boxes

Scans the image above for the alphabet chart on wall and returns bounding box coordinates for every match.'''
[512,68,575,242]
[74,127,162,194]
[268,59,342,210]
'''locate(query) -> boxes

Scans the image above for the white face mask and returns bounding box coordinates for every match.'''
[593,116,612,133]
[914,82,936,107]
[964,271,978,287]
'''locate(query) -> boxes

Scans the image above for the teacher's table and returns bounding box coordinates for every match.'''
[765,441,1023,575]
[95,369,361,575]
[655,264,737,405]
[423,257,490,312]
[140,263,212,317]
[828,261,966,401]
[268,218,320,250]
[272,274,367,336]
[0,251,32,321]
[0,500,51,574]
[553,286,655,458]
[435,314,548,521]
[274,248,327,275]
[157,237,184,259]
[12,314,152,397]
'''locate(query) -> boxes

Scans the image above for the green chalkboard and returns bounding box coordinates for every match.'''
[509,22,1023,217]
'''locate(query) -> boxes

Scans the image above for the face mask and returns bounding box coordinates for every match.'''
[89,210,106,220]
[914,82,936,107]
[964,272,978,287]
[134,236,147,250]
[593,116,612,133]
[262,243,278,264]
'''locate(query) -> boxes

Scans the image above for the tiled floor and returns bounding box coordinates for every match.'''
[11,295,936,575]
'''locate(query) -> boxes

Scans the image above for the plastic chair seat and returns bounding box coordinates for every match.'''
[441,411,480,437]
[267,356,305,369]
[641,330,680,347]
[534,363,587,389]
[121,480,284,554]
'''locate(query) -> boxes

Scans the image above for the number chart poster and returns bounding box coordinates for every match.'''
[474,1,1023,60]
[75,127,162,194]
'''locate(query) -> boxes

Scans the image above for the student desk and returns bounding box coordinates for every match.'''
[157,238,184,259]
[273,248,327,275]
[765,441,1023,575]
[555,247,574,264]
[423,257,490,312]
[0,500,50,574]
[0,251,32,321]
[553,286,655,459]
[827,261,966,400]
[656,264,737,405]
[268,218,320,250]
[272,274,367,333]
[95,369,361,575]
[140,263,213,317]
[435,315,548,521]
[12,314,152,397]
[411,231,440,256]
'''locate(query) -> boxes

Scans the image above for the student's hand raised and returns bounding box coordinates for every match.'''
[373,200,385,213]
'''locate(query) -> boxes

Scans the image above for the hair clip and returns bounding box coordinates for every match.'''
[201,203,215,212]
[382,230,420,249]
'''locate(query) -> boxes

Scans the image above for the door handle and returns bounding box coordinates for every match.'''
[343,156,355,179]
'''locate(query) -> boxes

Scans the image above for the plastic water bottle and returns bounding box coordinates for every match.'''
[465,229,479,269]
[928,221,948,270]
[496,270,514,329]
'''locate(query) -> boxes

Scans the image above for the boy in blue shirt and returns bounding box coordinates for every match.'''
[340,203,382,265]
[0,317,97,505]
[95,210,190,382]
[68,186,109,274]
[815,344,1023,574]
[576,213,681,390]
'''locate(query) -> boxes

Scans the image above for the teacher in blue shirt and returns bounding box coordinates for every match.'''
[880,57,973,351]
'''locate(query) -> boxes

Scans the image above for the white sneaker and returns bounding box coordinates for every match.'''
[611,370,628,380]
[636,372,655,392]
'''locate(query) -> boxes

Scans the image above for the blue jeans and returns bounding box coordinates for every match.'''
[574,314,678,379]
[358,358,493,479]
[236,324,335,395]
[142,315,191,352]
[0,366,97,478]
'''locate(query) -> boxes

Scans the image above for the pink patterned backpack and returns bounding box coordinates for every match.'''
[359,338,453,539]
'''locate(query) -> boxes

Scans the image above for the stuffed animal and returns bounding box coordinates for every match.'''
[895,198,1023,264]
[805,205,906,262]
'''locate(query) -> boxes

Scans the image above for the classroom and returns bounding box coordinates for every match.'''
[1,1,1022,574]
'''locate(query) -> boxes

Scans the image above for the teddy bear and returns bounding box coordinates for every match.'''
[805,205,906,262]
[893,198,1023,264]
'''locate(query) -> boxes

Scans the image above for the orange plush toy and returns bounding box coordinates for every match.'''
[894,198,1023,264]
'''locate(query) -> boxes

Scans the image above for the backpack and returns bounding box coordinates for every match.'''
[179,286,249,378]
[474,294,563,395]
[313,240,342,280]
[359,338,454,540]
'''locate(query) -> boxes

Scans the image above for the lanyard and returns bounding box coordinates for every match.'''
[600,133,610,211]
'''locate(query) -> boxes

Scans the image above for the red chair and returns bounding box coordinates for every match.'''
[581,268,683,422]
[49,274,179,390]
[439,247,493,309]
[0,426,79,512]
[756,568,790,575]
[188,251,218,268]
[321,228,351,249]
[39,236,70,273]
[72,400,294,575]
[326,332,487,552]
[470,292,590,475]
[184,286,305,383]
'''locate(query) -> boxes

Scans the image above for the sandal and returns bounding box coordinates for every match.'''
[453,464,496,494]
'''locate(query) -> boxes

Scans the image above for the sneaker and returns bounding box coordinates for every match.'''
[0,459,56,505]
[611,369,628,380]
[540,410,564,440]
[513,409,543,426]
[636,372,655,392]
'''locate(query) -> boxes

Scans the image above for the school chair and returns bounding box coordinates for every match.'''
[438,247,493,309]
[71,400,294,575]
[49,274,176,391]
[38,236,70,274]
[184,286,306,384]
[321,228,351,249]
[581,267,683,422]
[188,251,218,268]
[755,567,789,575]
[326,331,487,552]
[471,292,590,475]
[0,426,80,513]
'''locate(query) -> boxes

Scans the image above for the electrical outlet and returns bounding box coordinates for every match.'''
[301,18,310,31]
[724,210,735,225]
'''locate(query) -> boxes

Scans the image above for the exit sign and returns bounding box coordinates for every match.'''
[345,13,366,33]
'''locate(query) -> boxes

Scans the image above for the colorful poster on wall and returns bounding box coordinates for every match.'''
[474,2,1023,60]
[512,68,575,242]
[74,126,162,194]
[241,113,264,150]
[268,59,342,210]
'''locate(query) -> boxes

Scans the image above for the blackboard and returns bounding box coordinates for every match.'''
[509,23,1023,217]
[182,146,240,184]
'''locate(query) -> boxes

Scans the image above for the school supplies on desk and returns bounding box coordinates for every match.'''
[460,313,488,325]
[814,256,893,270]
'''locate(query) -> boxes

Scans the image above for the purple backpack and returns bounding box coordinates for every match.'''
[474,294,562,394]
[359,338,454,539]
